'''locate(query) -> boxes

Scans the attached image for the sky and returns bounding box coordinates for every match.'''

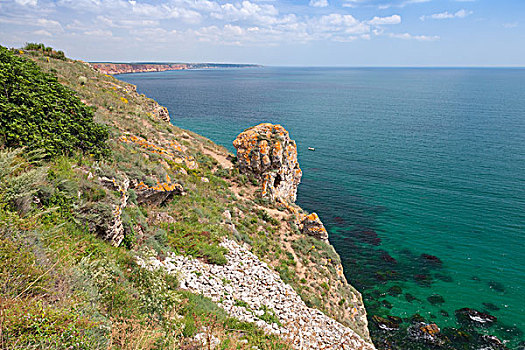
[0,0,524,66]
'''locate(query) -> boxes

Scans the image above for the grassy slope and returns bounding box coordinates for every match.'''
[0,49,370,349]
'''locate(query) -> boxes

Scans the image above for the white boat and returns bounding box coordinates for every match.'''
[308,147,315,151]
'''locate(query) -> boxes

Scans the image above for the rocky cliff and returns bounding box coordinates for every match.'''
[233,123,302,202]
[90,62,261,75]
[90,63,187,75]
[1,46,375,350]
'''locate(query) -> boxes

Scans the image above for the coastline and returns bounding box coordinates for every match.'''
[115,67,525,349]
[90,62,261,75]
[105,69,376,347]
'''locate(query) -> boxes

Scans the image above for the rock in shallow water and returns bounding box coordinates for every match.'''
[427,294,445,305]
[408,322,445,346]
[372,315,400,331]
[455,308,497,327]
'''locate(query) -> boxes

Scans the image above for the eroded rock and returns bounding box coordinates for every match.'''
[134,175,184,206]
[233,123,302,202]
[81,175,129,247]
[300,212,329,241]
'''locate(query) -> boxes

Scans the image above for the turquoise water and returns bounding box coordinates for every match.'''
[118,68,525,348]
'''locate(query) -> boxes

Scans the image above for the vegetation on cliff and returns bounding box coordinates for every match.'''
[0,44,372,349]
[0,46,108,158]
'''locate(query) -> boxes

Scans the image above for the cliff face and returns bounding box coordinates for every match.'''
[3,48,374,350]
[90,63,187,75]
[233,123,372,344]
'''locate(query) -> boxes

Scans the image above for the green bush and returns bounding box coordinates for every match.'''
[0,46,109,158]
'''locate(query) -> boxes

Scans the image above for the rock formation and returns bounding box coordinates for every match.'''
[80,175,130,247]
[90,63,187,75]
[134,175,184,206]
[300,212,329,241]
[233,123,302,202]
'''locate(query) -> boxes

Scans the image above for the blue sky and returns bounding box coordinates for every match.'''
[0,0,524,66]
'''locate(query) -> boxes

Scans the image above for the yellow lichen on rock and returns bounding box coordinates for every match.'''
[300,212,329,242]
[120,134,197,170]
[233,123,301,202]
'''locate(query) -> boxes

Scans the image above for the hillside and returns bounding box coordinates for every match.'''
[0,46,374,349]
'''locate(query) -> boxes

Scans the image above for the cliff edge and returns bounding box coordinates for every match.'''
[0,45,374,349]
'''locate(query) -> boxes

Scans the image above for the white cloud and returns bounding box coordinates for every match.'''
[378,0,431,9]
[387,32,439,41]
[33,29,52,36]
[2,0,443,49]
[84,29,113,37]
[420,9,472,21]
[211,1,279,26]
[36,18,63,32]
[15,0,37,6]
[315,14,369,34]
[309,0,328,8]
[342,0,367,8]
[503,22,518,28]
[368,15,401,25]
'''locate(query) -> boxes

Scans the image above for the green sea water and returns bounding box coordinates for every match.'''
[119,67,525,348]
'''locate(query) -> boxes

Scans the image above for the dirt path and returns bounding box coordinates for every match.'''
[201,146,233,169]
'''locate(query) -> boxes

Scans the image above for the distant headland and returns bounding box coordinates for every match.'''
[89,62,262,75]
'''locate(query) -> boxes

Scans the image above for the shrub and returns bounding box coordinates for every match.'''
[0,46,109,158]
[0,148,46,212]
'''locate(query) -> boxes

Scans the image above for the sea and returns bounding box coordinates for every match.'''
[118,67,525,349]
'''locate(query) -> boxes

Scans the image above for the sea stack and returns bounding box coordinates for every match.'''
[233,123,302,202]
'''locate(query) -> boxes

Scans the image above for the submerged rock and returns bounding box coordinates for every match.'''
[482,302,501,311]
[420,253,443,266]
[488,280,505,293]
[233,123,302,202]
[381,300,393,309]
[427,294,445,305]
[387,285,403,296]
[442,327,472,343]
[414,274,432,287]
[353,227,381,246]
[434,273,453,283]
[480,334,507,349]
[380,251,397,264]
[440,309,450,317]
[455,308,497,327]
[405,293,418,303]
[410,314,426,324]
[372,315,400,331]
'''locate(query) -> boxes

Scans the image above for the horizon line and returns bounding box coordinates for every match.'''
[88,61,525,69]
